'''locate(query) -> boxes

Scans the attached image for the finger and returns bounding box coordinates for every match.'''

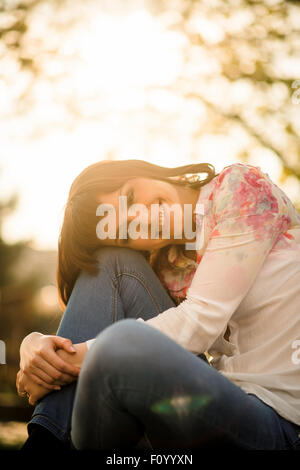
[16,373,26,396]
[39,349,80,377]
[19,368,60,392]
[29,365,64,388]
[27,373,61,391]
[16,371,20,389]
[17,375,27,398]
[28,396,37,406]
[30,356,78,383]
[51,373,76,386]
[52,336,76,354]
[18,388,27,397]
[27,356,66,384]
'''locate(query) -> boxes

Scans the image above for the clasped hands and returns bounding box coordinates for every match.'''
[16,332,87,406]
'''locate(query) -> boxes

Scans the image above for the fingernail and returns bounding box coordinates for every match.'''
[55,386,61,390]
[70,346,76,353]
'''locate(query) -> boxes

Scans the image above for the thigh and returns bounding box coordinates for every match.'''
[57,246,175,343]
[72,319,297,450]
[29,247,175,440]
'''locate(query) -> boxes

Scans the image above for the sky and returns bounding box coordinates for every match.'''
[1,1,299,250]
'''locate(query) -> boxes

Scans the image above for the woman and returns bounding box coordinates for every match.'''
[17,159,300,450]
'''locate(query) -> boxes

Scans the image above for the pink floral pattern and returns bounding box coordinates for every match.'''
[157,163,300,304]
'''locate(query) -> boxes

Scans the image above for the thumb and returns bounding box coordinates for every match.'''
[52,336,76,353]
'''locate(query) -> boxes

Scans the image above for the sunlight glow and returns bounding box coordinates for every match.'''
[1,1,296,250]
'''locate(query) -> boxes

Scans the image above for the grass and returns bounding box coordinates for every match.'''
[0,421,27,450]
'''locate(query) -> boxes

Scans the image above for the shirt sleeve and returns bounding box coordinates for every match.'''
[137,164,292,355]
[86,338,96,349]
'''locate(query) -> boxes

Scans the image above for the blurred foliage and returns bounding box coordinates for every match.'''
[0,178,61,408]
[0,0,299,439]
[0,421,27,449]
[0,0,299,206]
[0,194,24,286]
[0,188,33,400]
[0,0,299,340]
[159,0,300,185]
[0,1,299,397]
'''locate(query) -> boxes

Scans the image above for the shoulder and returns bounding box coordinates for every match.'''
[214,163,280,219]
[216,162,262,188]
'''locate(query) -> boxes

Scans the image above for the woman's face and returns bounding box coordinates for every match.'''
[96,177,200,251]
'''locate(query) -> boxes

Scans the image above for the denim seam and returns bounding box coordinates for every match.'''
[113,271,162,314]
[29,413,70,441]
[112,278,118,323]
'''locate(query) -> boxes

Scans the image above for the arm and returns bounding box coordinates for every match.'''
[137,164,291,354]
[19,332,81,388]
[17,340,88,405]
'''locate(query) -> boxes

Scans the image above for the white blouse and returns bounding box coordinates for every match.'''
[86,163,300,427]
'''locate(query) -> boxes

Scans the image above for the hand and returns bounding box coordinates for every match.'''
[19,332,81,391]
[16,369,52,406]
[56,342,87,370]
[17,342,88,404]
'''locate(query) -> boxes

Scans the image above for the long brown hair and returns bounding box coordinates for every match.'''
[57,159,219,311]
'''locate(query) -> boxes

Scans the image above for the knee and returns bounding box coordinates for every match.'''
[93,246,149,274]
[73,246,149,293]
[81,319,151,378]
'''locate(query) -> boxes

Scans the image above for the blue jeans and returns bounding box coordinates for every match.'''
[28,247,300,450]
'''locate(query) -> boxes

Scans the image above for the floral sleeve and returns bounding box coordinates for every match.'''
[138,164,292,354]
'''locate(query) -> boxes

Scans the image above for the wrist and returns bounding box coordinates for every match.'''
[56,342,87,369]
[73,342,88,368]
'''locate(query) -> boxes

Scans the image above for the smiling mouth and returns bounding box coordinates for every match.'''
[137,202,169,239]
